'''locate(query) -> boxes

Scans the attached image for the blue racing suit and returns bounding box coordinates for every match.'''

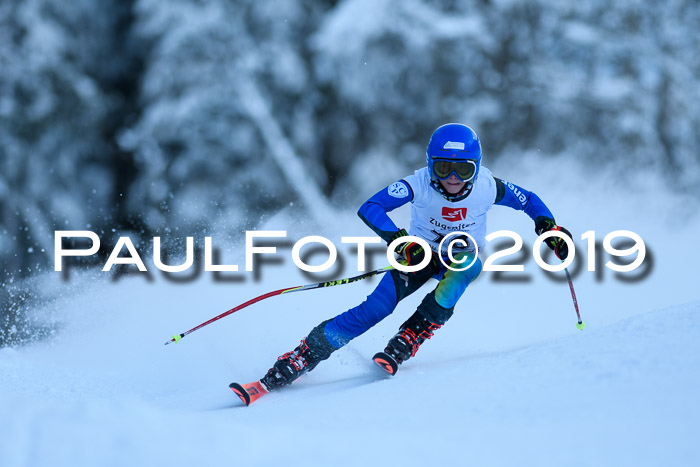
[321,174,555,349]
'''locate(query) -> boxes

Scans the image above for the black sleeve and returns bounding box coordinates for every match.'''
[494,177,506,204]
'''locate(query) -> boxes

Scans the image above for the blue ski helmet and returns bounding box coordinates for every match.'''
[426,123,482,201]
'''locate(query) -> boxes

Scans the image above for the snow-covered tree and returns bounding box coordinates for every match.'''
[1,0,698,290]
[0,0,109,277]
[121,0,336,235]
[311,0,700,190]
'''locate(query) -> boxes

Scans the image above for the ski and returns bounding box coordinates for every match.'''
[229,381,269,406]
[372,351,399,376]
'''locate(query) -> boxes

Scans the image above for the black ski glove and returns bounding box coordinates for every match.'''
[534,217,572,261]
[390,229,439,277]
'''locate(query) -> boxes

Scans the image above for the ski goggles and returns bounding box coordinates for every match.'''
[431,159,477,182]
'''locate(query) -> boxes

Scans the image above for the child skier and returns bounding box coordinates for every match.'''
[234,123,570,401]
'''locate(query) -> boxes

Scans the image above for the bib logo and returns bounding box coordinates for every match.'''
[387,182,409,198]
[442,207,468,221]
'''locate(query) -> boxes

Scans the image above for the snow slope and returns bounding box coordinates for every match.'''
[1,291,698,466]
[1,159,699,466]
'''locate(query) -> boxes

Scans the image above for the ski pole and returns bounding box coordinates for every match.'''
[164,265,394,345]
[564,266,585,330]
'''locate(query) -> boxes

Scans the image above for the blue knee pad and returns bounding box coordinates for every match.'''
[323,272,398,348]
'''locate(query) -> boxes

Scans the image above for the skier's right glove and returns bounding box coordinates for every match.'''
[390,229,439,278]
[534,217,572,261]
[390,229,426,266]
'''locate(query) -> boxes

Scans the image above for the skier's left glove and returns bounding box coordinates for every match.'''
[534,217,572,261]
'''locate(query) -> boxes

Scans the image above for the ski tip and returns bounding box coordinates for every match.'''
[372,352,399,376]
[229,383,252,406]
[229,381,269,406]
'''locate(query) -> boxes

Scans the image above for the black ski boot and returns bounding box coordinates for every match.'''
[374,291,452,375]
[260,339,319,390]
[372,311,442,375]
[260,320,336,391]
[386,312,442,363]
